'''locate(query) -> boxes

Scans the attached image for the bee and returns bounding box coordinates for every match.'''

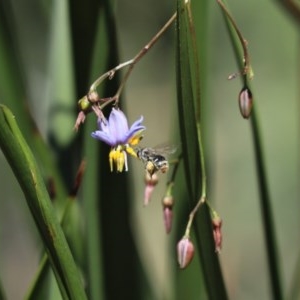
[135,145,176,175]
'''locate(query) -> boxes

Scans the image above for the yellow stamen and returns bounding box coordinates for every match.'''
[126,146,137,158]
[109,146,128,172]
[117,152,125,172]
[109,149,116,172]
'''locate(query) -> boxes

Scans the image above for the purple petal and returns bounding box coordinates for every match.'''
[108,108,129,144]
[124,116,145,143]
[91,130,115,146]
[91,117,116,145]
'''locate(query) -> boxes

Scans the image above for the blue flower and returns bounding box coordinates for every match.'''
[91,108,145,172]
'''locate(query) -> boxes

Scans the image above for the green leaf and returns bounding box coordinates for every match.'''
[81,0,152,297]
[0,105,87,300]
[176,1,228,299]
[218,1,283,299]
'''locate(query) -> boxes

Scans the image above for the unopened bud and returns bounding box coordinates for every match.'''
[88,91,100,103]
[162,195,174,208]
[162,191,174,233]
[212,217,222,253]
[144,172,159,186]
[78,96,91,112]
[177,237,194,269]
[163,207,173,234]
[238,87,253,119]
[144,172,158,206]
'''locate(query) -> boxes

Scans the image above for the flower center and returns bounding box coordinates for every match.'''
[109,144,137,172]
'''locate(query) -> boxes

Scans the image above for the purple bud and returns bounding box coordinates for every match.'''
[238,87,253,119]
[177,237,194,269]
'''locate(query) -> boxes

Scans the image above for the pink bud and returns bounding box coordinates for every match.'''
[143,172,158,206]
[162,195,174,208]
[177,237,194,269]
[238,87,253,119]
[163,207,173,234]
[144,172,159,186]
[212,217,222,253]
[162,195,174,234]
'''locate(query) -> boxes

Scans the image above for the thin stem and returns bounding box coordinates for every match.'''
[197,123,207,198]
[217,0,253,80]
[168,153,182,183]
[89,60,134,92]
[184,196,206,237]
[89,12,177,105]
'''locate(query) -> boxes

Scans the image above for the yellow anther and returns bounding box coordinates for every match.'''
[126,146,137,158]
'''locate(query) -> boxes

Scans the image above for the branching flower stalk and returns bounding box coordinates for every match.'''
[75,12,178,130]
[87,12,177,109]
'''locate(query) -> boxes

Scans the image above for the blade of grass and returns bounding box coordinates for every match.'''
[176,1,228,299]
[81,1,153,299]
[0,0,68,209]
[217,1,283,299]
[47,0,76,148]
[80,4,110,300]
[0,105,87,300]
[25,195,84,300]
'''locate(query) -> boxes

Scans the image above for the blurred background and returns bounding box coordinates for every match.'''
[0,0,299,299]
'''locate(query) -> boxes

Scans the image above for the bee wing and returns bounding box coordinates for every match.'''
[152,143,177,156]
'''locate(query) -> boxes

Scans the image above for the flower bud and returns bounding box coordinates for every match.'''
[143,172,158,206]
[177,237,194,269]
[144,172,159,186]
[78,96,91,112]
[162,195,174,234]
[238,87,253,119]
[212,217,222,253]
[162,195,174,208]
[163,207,173,234]
[88,91,100,103]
